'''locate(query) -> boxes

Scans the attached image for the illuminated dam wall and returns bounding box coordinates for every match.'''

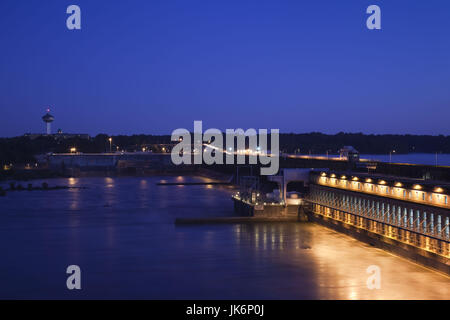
[45,152,177,175]
[307,171,450,274]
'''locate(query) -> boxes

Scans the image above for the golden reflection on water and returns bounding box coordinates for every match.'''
[231,222,450,299]
[233,224,301,252]
[68,177,78,186]
[68,183,80,211]
[105,177,115,188]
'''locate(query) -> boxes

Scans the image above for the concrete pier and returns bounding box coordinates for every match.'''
[175,216,301,224]
[232,196,309,221]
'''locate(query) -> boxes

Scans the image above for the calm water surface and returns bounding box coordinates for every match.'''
[360,153,450,166]
[0,176,448,299]
[301,153,450,166]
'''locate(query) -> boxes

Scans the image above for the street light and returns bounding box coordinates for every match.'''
[389,150,396,163]
[108,137,112,153]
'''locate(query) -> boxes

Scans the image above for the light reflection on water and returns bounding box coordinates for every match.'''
[0,176,448,299]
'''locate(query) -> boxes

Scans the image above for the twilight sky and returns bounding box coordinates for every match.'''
[0,0,449,137]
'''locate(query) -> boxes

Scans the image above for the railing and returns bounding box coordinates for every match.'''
[314,177,450,210]
[305,190,450,258]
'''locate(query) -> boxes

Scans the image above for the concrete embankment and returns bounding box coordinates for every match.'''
[306,210,450,276]
[0,181,87,196]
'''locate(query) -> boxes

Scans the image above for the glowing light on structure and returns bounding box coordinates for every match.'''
[434,187,443,193]
[395,182,403,187]
[352,177,359,181]
[366,178,372,183]
[413,184,422,190]
[341,175,347,179]
[321,172,327,177]
[42,108,55,135]
[379,180,386,185]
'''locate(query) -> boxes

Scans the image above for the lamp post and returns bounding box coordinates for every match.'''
[389,150,396,163]
[108,137,112,153]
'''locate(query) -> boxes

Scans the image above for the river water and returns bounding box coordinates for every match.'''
[360,153,450,166]
[0,176,448,299]
[297,153,450,166]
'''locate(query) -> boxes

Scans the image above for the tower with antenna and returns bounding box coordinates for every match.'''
[42,108,55,135]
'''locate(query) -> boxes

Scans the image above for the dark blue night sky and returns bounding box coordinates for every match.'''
[0,1,449,136]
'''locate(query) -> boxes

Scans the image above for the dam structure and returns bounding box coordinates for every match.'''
[40,152,176,175]
[232,168,450,274]
[307,171,449,273]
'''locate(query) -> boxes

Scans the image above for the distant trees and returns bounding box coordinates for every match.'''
[279,133,450,155]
